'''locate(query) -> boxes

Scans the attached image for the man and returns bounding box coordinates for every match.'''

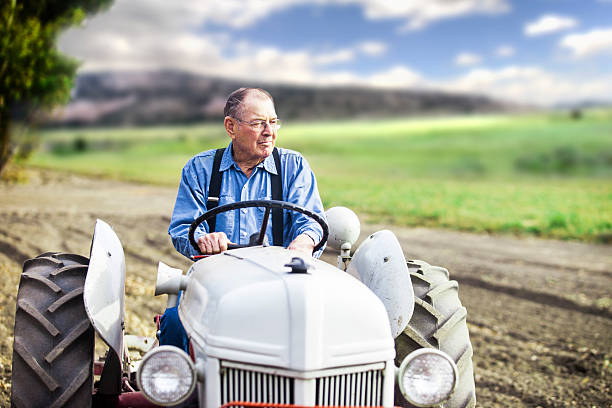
[168,87,325,258]
[162,88,326,350]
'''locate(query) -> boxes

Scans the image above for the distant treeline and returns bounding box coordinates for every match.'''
[44,70,518,127]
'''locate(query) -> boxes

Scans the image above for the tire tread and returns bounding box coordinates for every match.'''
[47,287,84,312]
[11,252,94,408]
[13,338,60,391]
[45,319,91,363]
[17,299,60,336]
[21,272,62,292]
[49,364,92,408]
[395,261,476,408]
[51,264,88,277]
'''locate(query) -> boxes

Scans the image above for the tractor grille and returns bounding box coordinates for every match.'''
[315,368,384,406]
[220,365,295,404]
[219,361,385,406]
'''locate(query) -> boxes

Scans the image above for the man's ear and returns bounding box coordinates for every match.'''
[224,116,237,140]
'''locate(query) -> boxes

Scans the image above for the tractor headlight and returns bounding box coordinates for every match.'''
[137,345,197,406]
[397,348,458,407]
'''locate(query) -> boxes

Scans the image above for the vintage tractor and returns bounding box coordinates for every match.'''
[10,200,475,407]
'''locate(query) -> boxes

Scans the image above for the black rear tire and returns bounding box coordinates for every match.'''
[11,252,94,408]
[394,260,476,408]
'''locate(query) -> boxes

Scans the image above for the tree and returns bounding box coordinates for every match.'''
[0,0,112,176]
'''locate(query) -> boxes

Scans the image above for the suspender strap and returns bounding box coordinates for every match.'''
[207,147,284,246]
[207,148,225,233]
[271,147,284,246]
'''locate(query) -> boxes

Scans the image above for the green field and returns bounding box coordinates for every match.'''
[26,111,612,242]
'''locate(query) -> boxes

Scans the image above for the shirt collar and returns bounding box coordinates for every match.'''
[220,142,278,175]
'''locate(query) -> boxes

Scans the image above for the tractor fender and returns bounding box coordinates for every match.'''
[84,219,126,363]
[347,229,414,338]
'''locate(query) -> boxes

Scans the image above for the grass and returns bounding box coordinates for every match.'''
[25,111,612,243]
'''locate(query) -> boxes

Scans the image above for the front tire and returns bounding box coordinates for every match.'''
[11,252,94,408]
[395,260,476,408]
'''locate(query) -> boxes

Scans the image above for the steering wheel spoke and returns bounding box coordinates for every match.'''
[256,207,272,246]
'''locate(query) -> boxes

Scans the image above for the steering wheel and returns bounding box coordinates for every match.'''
[188,199,329,254]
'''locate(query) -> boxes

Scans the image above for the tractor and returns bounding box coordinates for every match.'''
[11,200,475,407]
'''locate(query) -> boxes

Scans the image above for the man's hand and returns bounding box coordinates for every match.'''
[197,232,232,255]
[287,233,315,256]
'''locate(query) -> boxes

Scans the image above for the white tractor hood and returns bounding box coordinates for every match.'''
[178,246,395,371]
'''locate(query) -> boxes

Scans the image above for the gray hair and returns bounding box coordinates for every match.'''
[224,88,274,118]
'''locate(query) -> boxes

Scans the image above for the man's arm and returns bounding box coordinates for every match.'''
[168,159,211,259]
[283,152,326,257]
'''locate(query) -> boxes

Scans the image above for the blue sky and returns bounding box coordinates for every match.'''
[58,0,612,106]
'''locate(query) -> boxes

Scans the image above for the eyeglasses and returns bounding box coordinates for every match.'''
[233,117,282,132]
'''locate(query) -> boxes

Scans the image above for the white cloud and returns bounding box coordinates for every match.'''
[169,0,511,31]
[311,41,388,65]
[455,52,482,66]
[559,27,612,58]
[313,49,356,65]
[73,0,511,35]
[60,19,376,87]
[495,45,515,57]
[437,65,612,105]
[357,41,387,56]
[344,0,510,31]
[367,66,422,88]
[524,14,578,36]
[156,0,509,31]
[146,1,301,30]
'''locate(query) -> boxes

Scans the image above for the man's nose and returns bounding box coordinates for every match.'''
[261,121,274,135]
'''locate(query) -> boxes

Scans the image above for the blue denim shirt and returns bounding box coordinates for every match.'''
[168,143,326,259]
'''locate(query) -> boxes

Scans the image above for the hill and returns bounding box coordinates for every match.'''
[45,70,517,126]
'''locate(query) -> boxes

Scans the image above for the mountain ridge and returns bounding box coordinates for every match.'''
[46,70,521,126]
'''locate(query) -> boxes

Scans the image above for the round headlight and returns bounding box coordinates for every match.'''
[398,348,458,407]
[137,345,197,406]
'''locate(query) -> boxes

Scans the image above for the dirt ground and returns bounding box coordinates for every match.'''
[0,169,610,407]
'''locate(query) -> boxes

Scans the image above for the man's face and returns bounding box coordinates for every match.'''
[228,92,277,164]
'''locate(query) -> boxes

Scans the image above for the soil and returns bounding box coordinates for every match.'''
[1,169,610,407]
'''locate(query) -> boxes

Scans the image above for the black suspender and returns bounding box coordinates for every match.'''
[206,147,284,246]
[206,147,225,234]
[270,148,284,246]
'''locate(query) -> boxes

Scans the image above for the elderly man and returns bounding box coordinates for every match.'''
[161,88,326,350]
[168,87,325,258]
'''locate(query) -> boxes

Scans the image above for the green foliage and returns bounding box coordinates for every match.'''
[0,0,111,107]
[0,0,113,175]
[515,146,612,175]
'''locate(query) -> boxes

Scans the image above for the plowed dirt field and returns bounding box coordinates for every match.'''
[1,169,610,407]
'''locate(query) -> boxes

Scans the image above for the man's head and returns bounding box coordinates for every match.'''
[224,88,279,167]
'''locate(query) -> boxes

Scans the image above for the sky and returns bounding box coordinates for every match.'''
[57,0,612,106]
